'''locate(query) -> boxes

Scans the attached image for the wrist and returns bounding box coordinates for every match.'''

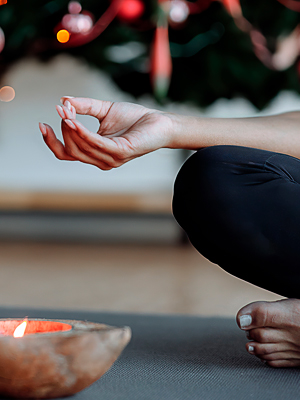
[164,113,203,150]
[161,112,185,149]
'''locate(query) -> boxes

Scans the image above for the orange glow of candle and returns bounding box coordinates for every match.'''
[57,29,70,43]
[13,319,28,338]
[0,0,7,5]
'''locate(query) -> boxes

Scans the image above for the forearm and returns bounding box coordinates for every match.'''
[168,111,300,159]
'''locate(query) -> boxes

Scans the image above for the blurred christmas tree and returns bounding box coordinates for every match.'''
[0,0,300,109]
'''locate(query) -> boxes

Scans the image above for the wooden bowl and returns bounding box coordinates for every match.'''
[0,318,131,398]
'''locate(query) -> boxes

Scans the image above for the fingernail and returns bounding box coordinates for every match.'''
[65,100,72,110]
[65,119,77,130]
[248,345,254,354]
[56,105,65,119]
[39,123,47,136]
[260,359,267,364]
[60,96,74,104]
[239,315,252,328]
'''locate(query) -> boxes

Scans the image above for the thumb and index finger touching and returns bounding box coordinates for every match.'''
[60,96,113,121]
[59,97,123,156]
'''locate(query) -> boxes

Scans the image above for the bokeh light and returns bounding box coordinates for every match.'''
[68,1,82,15]
[169,0,190,24]
[62,14,93,34]
[0,28,5,53]
[117,0,145,21]
[57,29,70,43]
[0,86,15,102]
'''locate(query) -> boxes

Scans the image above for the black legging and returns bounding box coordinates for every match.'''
[172,145,300,299]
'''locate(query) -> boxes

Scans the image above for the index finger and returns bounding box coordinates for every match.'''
[69,119,125,158]
[39,123,76,161]
[60,97,114,121]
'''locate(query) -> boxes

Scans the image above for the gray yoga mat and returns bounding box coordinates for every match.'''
[0,307,299,400]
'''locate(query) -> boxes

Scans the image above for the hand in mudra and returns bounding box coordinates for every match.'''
[39,97,174,170]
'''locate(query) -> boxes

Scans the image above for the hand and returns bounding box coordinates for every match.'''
[39,97,175,170]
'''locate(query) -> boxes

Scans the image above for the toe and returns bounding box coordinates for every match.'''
[266,359,300,368]
[262,351,300,361]
[248,327,291,344]
[247,342,281,355]
[237,301,269,330]
[247,341,299,355]
[237,298,300,331]
[246,342,300,367]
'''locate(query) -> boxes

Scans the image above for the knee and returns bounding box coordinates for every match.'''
[172,145,232,234]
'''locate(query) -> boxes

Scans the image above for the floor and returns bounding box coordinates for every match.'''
[0,241,283,317]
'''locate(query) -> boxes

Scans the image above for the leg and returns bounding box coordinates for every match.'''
[173,145,300,367]
[173,145,300,298]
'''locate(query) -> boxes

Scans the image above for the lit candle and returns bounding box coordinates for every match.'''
[13,319,27,338]
[0,318,131,399]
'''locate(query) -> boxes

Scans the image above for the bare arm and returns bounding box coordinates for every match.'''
[169,111,300,159]
[40,97,300,170]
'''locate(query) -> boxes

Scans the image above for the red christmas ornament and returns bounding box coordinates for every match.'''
[117,0,145,21]
[150,23,172,99]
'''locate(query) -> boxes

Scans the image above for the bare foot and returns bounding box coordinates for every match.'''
[236,298,300,368]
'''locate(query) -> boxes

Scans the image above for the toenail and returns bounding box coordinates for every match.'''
[239,315,252,328]
[248,345,254,353]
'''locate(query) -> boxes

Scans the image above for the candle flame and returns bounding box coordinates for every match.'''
[13,319,28,338]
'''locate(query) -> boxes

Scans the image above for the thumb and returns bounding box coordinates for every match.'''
[60,97,113,121]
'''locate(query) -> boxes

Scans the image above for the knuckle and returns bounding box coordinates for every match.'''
[81,145,93,156]
[86,101,94,116]
[97,163,112,171]
[97,101,114,120]
[255,330,269,343]
[109,160,121,168]
[255,346,268,355]
[66,147,76,158]
[55,153,63,161]
[264,353,277,361]
[252,346,261,355]
[114,152,125,162]
[95,140,104,150]
[258,303,271,326]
